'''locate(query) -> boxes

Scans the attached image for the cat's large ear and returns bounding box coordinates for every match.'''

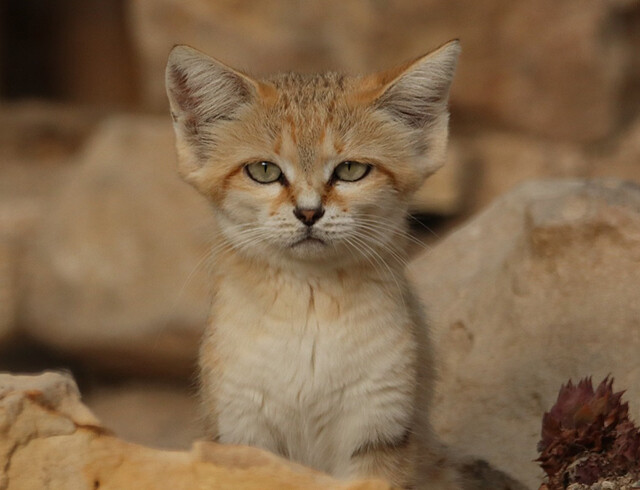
[372,40,460,177]
[165,45,257,180]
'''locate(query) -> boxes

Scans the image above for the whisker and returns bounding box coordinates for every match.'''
[347,234,406,307]
[355,215,430,251]
[407,213,440,239]
[172,223,259,303]
[350,229,409,269]
[341,236,394,299]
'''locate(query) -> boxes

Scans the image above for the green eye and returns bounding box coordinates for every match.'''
[334,161,371,182]
[245,161,283,184]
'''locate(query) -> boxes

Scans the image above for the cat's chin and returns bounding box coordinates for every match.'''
[290,236,326,248]
[285,237,330,260]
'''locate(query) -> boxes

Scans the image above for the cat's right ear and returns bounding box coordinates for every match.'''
[165,45,256,180]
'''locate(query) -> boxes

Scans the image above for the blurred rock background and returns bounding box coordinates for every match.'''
[1,1,639,488]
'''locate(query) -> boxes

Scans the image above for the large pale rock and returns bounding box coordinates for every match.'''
[0,371,390,489]
[410,180,640,489]
[129,0,639,141]
[23,115,215,376]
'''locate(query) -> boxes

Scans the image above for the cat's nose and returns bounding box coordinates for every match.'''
[293,206,325,226]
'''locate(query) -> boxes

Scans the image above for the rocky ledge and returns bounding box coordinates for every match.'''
[0,371,390,490]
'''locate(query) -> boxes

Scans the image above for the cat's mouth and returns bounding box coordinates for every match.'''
[290,234,326,248]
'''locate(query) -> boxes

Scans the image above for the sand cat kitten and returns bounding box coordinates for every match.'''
[166,41,460,489]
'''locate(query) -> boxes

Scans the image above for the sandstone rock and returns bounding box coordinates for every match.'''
[410,179,640,489]
[129,0,639,141]
[22,115,216,376]
[0,371,390,489]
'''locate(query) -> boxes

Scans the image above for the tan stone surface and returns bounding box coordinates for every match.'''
[22,115,215,376]
[129,0,639,141]
[0,371,390,489]
[410,179,640,489]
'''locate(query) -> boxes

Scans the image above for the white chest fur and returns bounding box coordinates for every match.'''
[200,265,417,477]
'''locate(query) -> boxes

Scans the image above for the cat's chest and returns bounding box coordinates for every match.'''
[216,282,408,394]
[208,276,417,472]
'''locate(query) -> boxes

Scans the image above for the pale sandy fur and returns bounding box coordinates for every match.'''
[166,40,462,489]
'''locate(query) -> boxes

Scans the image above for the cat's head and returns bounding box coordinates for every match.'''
[165,42,459,269]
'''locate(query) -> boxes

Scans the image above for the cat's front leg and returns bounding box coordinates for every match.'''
[214,394,289,458]
[200,364,288,457]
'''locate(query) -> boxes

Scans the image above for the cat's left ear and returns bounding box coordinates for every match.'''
[165,45,262,182]
[371,40,460,177]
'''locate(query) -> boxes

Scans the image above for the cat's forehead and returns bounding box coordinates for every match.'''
[258,72,360,172]
[265,72,349,107]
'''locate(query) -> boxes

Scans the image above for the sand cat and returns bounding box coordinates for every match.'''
[166,40,461,489]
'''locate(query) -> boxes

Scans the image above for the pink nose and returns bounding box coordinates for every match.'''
[293,207,325,226]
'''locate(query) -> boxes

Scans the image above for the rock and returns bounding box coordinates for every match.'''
[410,179,640,489]
[591,117,640,185]
[459,131,588,212]
[0,101,99,167]
[0,371,390,489]
[84,382,201,450]
[0,235,13,342]
[83,382,530,487]
[129,0,639,141]
[446,117,640,216]
[22,115,216,377]
[0,102,99,348]
[0,200,40,344]
[445,1,635,142]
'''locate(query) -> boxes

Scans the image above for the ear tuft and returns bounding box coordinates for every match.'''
[376,40,460,129]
